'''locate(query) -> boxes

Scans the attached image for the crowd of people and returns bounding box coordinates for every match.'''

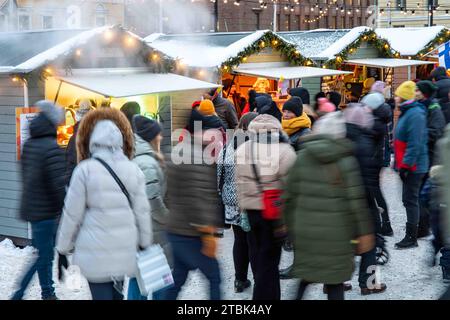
[9,66,450,300]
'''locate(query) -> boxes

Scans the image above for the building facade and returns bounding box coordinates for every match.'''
[0,0,125,32]
[377,0,450,27]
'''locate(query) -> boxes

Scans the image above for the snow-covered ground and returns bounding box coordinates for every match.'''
[0,168,447,300]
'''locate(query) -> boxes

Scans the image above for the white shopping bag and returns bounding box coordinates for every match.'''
[135,244,174,296]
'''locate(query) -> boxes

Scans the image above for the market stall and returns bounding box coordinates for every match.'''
[342,58,435,101]
[231,62,351,108]
[0,26,218,241]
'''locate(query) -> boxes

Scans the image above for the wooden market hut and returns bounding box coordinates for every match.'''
[145,30,350,110]
[0,26,218,242]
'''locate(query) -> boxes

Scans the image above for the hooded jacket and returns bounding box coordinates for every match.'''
[20,113,66,222]
[283,134,372,284]
[56,111,152,283]
[133,134,171,265]
[235,114,297,210]
[394,100,429,173]
[212,95,239,129]
[282,112,312,151]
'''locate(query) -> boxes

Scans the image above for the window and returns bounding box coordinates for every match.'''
[395,0,406,10]
[42,16,53,29]
[285,14,291,30]
[18,15,30,31]
[95,4,107,27]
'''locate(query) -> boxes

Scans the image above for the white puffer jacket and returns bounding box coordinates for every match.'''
[56,120,152,283]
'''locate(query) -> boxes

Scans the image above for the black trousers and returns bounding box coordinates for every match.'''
[402,173,426,225]
[247,210,282,300]
[89,282,123,300]
[297,281,344,300]
[373,167,390,223]
[232,224,255,282]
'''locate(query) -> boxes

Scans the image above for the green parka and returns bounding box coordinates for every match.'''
[284,134,373,284]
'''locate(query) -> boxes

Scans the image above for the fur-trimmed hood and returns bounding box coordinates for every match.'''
[76,108,134,162]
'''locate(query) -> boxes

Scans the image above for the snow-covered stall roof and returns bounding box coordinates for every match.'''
[345,58,434,68]
[145,31,271,68]
[278,27,370,60]
[145,30,303,68]
[233,64,352,80]
[0,29,86,68]
[10,26,150,73]
[53,68,219,98]
[376,26,446,56]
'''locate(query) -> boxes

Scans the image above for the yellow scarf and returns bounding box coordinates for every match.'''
[282,112,312,136]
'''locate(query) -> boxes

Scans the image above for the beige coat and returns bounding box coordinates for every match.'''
[235,114,297,210]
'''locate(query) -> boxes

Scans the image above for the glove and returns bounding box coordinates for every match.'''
[353,234,375,255]
[196,225,218,258]
[399,168,410,182]
[201,234,218,258]
[57,253,68,281]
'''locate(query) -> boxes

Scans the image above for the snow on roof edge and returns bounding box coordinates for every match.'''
[319,26,370,60]
[375,26,446,56]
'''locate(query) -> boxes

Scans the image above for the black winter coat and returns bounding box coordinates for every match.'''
[420,98,446,166]
[372,103,392,167]
[434,77,450,104]
[20,113,66,222]
[345,123,378,190]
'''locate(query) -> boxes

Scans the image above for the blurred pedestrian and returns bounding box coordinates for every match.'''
[326,91,342,111]
[235,114,297,300]
[164,121,224,300]
[316,98,336,118]
[361,91,393,237]
[259,101,282,123]
[288,87,317,123]
[120,101,141,127]
[11,101,66,300]
[127,115,170,300]
[284,111,374,300]
[282,96,312,151]
[204,88,238,129]
[56,108,152,300]
[393,81,429,249]
[430,67,450,108]
[217,112,258,293]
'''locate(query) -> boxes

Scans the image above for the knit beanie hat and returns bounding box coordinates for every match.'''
[343,103,374,129]
[395,81,416,101]
[326,92,341,110]
[317,98,336,114]
[282,96,303,117]
[192,100,201,109]
[289,87,310,105]
[36,100,64,126]
[255,94,273,113]
[260,101,282,123]
[132,115,162,143]
[121,101,141,125]
[371,81,386,94]
[416,80,438,98]
[198,99,216,116]
[238,112,258,131]
[361,92,385,110]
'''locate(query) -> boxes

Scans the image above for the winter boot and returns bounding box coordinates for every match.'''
[395,223,418,249]
[279,265,294,280]
[234,279,251,293]
[381,222,394,237]
[442,267,450,284]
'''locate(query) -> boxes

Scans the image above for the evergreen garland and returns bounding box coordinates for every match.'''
[414,28,450,59]
[220,31,314,72]
[325,30,396,69]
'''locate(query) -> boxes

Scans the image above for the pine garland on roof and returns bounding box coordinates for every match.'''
[324,30,396,69]
[414,28,450,59]
[220,31,314,72]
